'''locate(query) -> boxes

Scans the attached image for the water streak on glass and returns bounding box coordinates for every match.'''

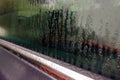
[0,0,120,79]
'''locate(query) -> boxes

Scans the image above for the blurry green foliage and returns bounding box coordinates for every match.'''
[0,0,120,79]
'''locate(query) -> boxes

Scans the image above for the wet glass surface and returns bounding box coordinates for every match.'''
[0,0,120,79]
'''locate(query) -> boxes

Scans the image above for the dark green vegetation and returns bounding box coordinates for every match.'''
[0,0,120,79]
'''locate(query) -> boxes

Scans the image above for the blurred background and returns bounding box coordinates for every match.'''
[0,0,120,79]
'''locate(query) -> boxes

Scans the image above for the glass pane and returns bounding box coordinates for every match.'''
[0,0,120,79]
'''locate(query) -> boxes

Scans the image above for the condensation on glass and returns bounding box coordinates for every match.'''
[0,0,120,79]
